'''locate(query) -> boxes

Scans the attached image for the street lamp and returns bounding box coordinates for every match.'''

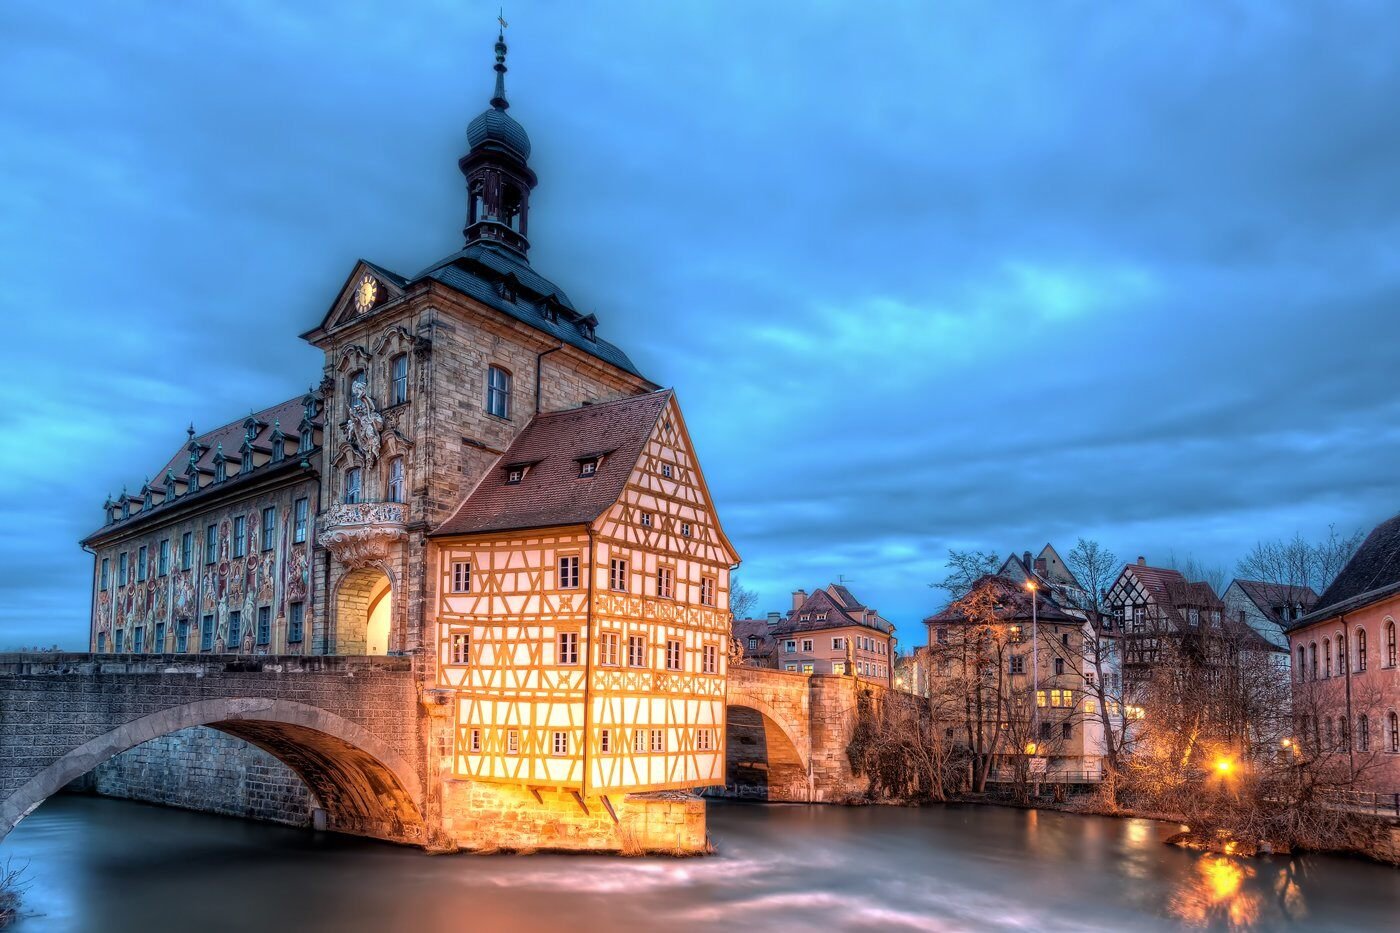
[1025,580,1039,741]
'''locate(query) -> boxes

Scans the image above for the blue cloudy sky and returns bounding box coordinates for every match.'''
[3,1,1399,649]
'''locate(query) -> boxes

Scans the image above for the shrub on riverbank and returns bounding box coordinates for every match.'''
[0,859,28,929]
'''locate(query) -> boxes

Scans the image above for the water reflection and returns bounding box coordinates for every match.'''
[0,796,1394,932]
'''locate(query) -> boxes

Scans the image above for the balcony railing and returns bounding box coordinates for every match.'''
[317,500,408,568]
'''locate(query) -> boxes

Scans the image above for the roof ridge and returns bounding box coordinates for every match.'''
[531,388,674,421]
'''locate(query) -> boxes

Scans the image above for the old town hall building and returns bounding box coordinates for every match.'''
[81,32,738,804]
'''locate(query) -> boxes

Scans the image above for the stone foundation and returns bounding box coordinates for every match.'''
[81,726,314,827]
[440,780,708,854]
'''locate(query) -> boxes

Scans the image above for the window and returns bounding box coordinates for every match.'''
[1296,645,1306,680]
[700,576,715,607]
[661,464,672,479]
[650,729,664,753]
[1039,722,1052,740]
[214,456,226,483]
[666,638,682,671]
[387,457,405,503]
[506,730,519,755]
[272,435,285,462]
[558,631,579,665]
[232,516,246,558]
[114,630,124,653]
[100,558,109,591]
[1085,698,1098,715]
[137,546,147,582]
[261,507,276,551]
[1389,711,1399,753]
[785,663,798,672]
[506,466,525,484]
[391,354,409,405]
[748,636,758,649]
[451,561,472,593]
[559,555,580,589]
[288,602,304,643]
[1053,657,1065,675]
[634,729,647,753]
[1062,722,1072,740]
[600,729,612,753]
[1036,690,1047,708]
[1358,714,1370,752]
[801,639,814,653]
[696,728,713,752]
[158,539,170,577]
[640,512,652,527]
[294,498,309,544]
[936,627,948,645]
[133,626,145,654]
[1357,627,1368,672]
[1388,620,1397,667]
[228,610,241,649]
[802,663,814,674]
[201,615,215,651]
[97,631,106,653]
[628,635,646,667]
[1325,638,1333,678]
[600,631,620,665]
[344,467,361,504]
[176,619,189,652]
[486,365,511,418]
[681,522,692,537]
[783,639,796,653]
[609,558,627,591]
[1010,655,1025,674]
[1132,605,1146,632]
[1310,642,1317,680]
[657,566,674,599]
[703,644,718,674]
[832,637,845,650]
[579,458,599,477]
[1339,633,1348,672]
[469,729,481,753]
[552,732,568,756]
[257,606,271,645]
[119,551,128,585]
[832,661,847,674]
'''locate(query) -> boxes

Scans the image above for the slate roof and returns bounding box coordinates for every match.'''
[771,587,896,637]
[924,574,1081,626]
[1290,511,1400,629]
[1231,580,1319,621]
[431,390,672,537]
[732,618,778,665]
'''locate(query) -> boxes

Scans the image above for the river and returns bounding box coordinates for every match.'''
[1,795,1395,931]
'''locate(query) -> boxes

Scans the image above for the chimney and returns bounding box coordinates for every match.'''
[766,611,781,626]
[1034,557,1047,575]
[791,589,807,611]
[1137,556,1146,566]
[1023,551,1032,568]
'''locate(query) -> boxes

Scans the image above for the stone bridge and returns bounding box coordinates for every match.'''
[0,654,430,846]
[0,655,878,848]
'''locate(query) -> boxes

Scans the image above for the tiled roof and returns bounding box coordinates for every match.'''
[431,390,672,537]
[1232,580,1319,620]
[827,584,865,611]
[924,574,1081,626]
[86,395,320,541]
[771,587,896,637]
[1292,511,1400,628]
[412,245,645,378]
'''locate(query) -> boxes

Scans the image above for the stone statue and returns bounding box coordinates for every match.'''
[345,378,384,467]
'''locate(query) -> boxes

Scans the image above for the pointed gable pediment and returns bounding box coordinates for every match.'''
[318,260,409,334]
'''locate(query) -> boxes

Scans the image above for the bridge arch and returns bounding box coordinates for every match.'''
[725,670,812,801]
[0,697,425,844]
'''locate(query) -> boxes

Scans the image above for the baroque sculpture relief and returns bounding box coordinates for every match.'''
[345,376,385,467]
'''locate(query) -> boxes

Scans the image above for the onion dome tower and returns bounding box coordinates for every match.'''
[460,26,537,259]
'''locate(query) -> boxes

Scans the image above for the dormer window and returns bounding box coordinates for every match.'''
[120,498,130,520]
[213,457,226,484]
[271,436,285,462]
[498,280,517,303]
[241,448,254,474]
[505,465,528,485]
[300,426,314,452]
[579,458,599,478]
[578,315,597,341]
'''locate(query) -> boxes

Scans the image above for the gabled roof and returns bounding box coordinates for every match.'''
[827,584,866,612]
[1291,512,1400,629]
[431,390,672,537]
[1228,579,1319,620]
[772,587,895,637]
[924,574,1081,626]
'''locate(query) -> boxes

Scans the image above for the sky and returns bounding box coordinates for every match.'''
[2,1,1399,650]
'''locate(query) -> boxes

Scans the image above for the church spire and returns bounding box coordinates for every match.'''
[490,19,510,111]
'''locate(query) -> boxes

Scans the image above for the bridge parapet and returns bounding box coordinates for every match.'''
[0,652,414,676]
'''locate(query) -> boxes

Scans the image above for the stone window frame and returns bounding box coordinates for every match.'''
[256,606,272,646]
[261,507,276,552]
[181,531,193,570]
[287,603,304,644]
[137,545,147,582]
[390,353,410,406]
[157,538,170,577]
[386,456,405,503]
[232,516,246,559]
[486,365,512,420]
[293,498,309,544]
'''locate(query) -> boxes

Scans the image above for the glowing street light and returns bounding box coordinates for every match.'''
[1214,757,1233,775]
[1025,580,1039,742]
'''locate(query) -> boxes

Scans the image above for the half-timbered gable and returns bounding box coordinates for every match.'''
[430,390,738,797]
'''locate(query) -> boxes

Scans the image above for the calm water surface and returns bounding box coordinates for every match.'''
[1,795,1396,931]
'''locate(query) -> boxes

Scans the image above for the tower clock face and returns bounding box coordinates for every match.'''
[354,275,378,313]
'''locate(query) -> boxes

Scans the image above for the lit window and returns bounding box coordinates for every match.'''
[552,732,568,756]
[832,661,846,674]
[387,457,405,503]
[451,632,471,664]
[628,635,647,667]
[610,558,628,591]
[391,354,409,405]
[657,566,674,599]
[506,730,519,755]
[600,631,620,666]
[451,561,472,593]
[559,555,580,589]
[558,631,580,665]
[666,638,682,671]
[487,365,511,418]
[1085,698,1098,715]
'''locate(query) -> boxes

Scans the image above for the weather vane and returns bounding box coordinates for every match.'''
[498,8,508,30]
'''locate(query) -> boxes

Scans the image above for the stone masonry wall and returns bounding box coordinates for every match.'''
[84,726,313,827]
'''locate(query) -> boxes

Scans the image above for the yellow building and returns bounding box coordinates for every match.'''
[430,390,739,798]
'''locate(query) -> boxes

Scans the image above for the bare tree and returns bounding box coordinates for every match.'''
[1065,537,1119,614]
[1236,526,1364,596]
[1167,552,1226,596]
[930,548,1001,600]
[729,576,760,619]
